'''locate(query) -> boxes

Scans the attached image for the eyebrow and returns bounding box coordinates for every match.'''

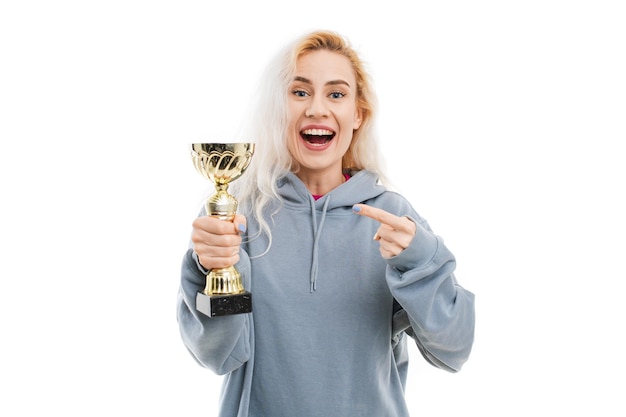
[293,76,351,88]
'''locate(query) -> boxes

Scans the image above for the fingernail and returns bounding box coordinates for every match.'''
[373,232,381,241]
[238,223,247,234]
[352,204,361,213]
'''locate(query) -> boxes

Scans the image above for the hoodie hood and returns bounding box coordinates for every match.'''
[277,170,386,210]
[276,170,386,291]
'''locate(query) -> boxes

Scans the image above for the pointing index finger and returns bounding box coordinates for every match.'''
[352,204,411,231]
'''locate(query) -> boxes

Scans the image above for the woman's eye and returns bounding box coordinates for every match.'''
[292,89,308,97]
[329,91,345,99]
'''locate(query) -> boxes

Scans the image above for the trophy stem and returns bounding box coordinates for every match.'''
[204,266,245,295]
[206,189,238,221]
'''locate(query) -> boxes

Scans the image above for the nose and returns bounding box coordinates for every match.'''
[305,95,328,118]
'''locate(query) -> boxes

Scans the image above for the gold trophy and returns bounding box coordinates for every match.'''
[190,143,255,317]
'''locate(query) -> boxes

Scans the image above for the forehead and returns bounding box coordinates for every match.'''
[295,50,357,85]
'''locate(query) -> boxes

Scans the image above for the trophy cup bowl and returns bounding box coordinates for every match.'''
[190,143,255,317]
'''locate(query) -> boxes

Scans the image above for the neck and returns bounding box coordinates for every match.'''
[295,169,345,196]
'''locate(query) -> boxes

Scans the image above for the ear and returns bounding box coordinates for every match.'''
[353,107,363,130]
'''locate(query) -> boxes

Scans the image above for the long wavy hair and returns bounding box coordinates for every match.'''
[233,30,387,251]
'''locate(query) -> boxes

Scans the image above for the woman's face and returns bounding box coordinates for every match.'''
[287,49,362,177]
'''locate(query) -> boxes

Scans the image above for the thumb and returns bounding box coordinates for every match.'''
[233,214,247,234]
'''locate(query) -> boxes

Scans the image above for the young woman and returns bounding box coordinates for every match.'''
[178,30,475,417]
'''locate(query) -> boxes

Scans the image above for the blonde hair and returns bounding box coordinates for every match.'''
[234,30,387,250]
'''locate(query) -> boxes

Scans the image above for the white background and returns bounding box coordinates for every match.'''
[1,1,624,415]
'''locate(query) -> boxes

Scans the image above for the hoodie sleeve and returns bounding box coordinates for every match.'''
[386,215,475,373]
[177,248,253,375]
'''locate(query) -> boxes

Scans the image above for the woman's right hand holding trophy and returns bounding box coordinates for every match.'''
[191,214,247,272]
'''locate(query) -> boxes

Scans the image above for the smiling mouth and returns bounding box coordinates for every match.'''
[301,128,336,145]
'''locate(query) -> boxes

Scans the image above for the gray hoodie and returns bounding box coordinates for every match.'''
[178,170,475,417]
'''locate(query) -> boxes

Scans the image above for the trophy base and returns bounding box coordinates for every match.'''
[196,291,252,317]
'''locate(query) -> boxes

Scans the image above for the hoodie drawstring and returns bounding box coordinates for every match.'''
[309,196,331,292]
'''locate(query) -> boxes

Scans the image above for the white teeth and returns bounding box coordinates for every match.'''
[302,129,333,136]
